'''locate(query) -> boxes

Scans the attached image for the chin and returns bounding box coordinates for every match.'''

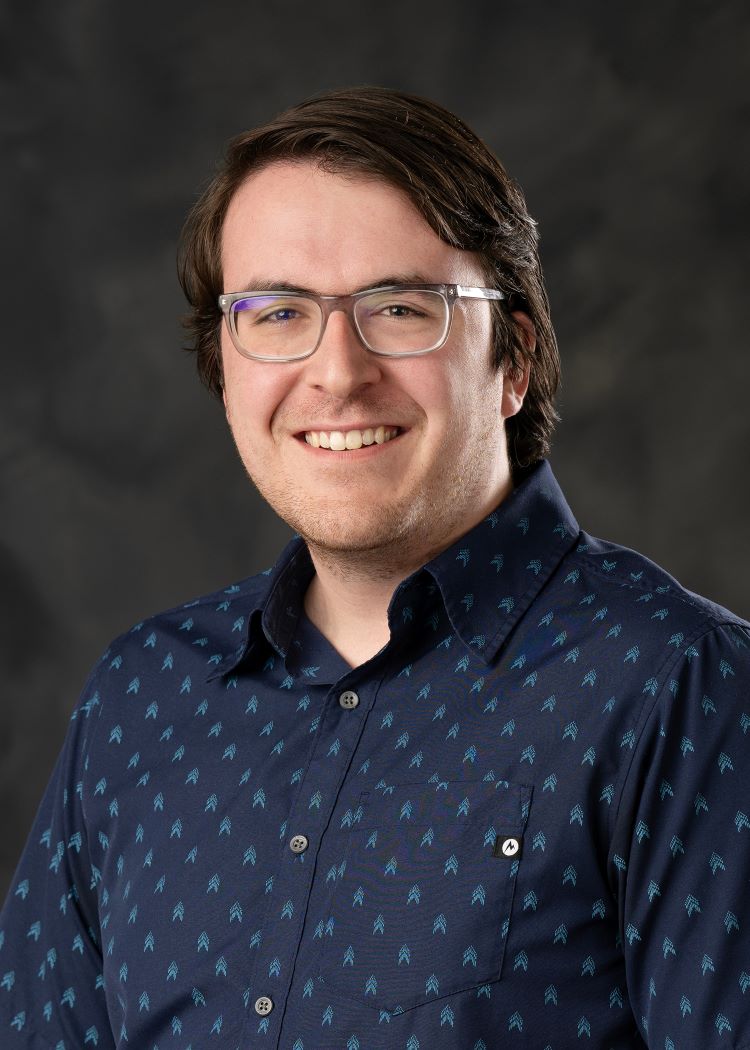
[275,499,412,555]
[300,517,407,555]
[257,475,442,556]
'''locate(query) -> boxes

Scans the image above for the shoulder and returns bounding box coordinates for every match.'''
[114,567,275,647]
[80,564,279,713]
[562,530,749,642]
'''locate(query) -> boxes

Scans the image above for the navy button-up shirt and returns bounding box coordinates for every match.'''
[2,461,749,1049]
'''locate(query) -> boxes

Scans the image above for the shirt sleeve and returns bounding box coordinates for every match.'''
[609,620,750,1049]
[0,661,115,1049]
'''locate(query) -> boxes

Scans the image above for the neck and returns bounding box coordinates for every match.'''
[302,482,514,667]
[300,447,519,666]
[303,544,420,669]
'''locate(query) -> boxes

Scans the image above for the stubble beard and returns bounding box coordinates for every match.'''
[255,470,437,583]
[242,446,494,586]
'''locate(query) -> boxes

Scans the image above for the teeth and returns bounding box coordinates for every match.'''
[329,431,346,451]
[345,431,362,450]
[304,426,399,450]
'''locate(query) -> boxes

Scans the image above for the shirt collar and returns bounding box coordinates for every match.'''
[422,459,579,664]
[207,459,579,679]
[204,537,313,681]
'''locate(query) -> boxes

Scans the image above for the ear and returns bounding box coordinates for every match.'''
[500,311,534,419]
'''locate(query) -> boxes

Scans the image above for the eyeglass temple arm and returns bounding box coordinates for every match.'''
[453,286,506,301]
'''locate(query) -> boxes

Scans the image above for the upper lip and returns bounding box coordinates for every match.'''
[297,423,404,433]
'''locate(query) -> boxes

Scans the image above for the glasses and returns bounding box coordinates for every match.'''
[218,284,506,363]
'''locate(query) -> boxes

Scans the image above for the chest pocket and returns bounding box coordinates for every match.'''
[319,778,531,1013]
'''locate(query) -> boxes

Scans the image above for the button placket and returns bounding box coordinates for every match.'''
[243,676,381,1045]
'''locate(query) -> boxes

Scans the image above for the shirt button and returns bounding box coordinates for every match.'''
[254,995,273,1016]
[339,690,360,710]
[289,834,309,854]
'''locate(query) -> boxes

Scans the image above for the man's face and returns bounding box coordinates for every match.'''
[220,161,528,565]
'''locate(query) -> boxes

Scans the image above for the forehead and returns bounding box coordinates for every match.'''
[220,160,485,293]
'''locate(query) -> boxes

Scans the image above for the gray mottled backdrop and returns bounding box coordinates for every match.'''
[2,0,748,899]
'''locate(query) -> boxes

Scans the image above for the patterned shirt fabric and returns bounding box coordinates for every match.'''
[1,460,749,1050]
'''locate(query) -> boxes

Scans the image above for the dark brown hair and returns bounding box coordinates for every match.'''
[178,87,560,471]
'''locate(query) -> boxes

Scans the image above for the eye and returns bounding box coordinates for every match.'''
[379,302,425,318]
[234,295,318,328]
[259,307,301,324]
[360,289,444,324]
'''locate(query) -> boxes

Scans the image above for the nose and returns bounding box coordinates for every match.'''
[302,307,383,400]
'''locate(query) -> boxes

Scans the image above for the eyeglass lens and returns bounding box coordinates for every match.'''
[231,289,449,358]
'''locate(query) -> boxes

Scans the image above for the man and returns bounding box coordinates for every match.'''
[1,88,748,1049]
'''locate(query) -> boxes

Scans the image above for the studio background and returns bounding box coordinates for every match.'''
[2,0,748,900]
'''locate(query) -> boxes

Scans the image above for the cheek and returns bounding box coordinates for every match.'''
[392,361,451,424]
[221,341,291,431]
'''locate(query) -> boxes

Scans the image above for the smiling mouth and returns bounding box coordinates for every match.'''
[303,426,401,450]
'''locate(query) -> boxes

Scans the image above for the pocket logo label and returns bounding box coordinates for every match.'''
[494,835,522,859]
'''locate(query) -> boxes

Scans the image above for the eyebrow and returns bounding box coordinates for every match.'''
[233,272,435,295]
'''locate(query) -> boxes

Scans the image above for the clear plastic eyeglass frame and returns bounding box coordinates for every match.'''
[217,284,506,363]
